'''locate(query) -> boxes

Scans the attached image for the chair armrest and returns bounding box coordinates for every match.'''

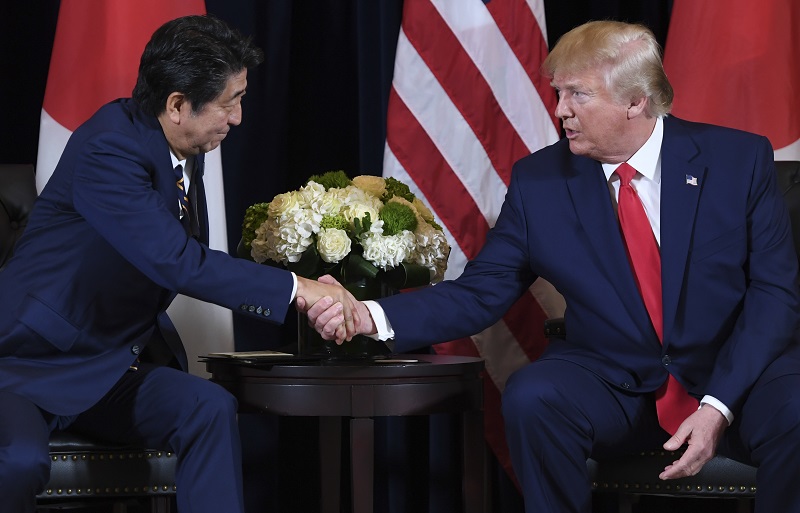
[544,317,566,339]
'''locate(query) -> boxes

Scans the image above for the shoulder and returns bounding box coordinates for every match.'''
[664,115,772,153]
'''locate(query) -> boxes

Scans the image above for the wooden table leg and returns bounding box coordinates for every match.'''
[462,409,487,513]
[350,417,374,513]
[320,416,342,513]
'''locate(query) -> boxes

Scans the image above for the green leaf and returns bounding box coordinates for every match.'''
[287,245,322,278]
[343,252,380,281]
[382,262,431,290]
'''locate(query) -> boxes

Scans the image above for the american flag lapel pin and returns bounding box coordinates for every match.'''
[685,174,698,186]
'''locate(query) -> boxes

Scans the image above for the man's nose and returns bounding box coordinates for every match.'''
[554,97,571,118]
[229,104,242,126]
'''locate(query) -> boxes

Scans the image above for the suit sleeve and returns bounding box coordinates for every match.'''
[704,140,800,414]
[71,129,294,323]
[379,169,538,352]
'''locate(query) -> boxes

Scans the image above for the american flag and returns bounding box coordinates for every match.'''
[382,0,564,481]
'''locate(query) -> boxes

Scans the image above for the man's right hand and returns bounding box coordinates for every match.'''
[298,275,374,344]
[295,275,361,341]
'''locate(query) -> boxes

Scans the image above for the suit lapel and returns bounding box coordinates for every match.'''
[659,117,705,344]
[566,155,655,334]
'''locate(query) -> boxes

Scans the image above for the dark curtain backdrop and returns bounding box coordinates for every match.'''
[1,1,672,512]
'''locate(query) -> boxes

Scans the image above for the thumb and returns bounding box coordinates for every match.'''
[663,430,688,451]
[295,296,307,311]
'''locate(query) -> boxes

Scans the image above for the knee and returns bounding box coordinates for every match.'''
[0,438,50,493]
[502,365,559,429]
[184,380,238,426]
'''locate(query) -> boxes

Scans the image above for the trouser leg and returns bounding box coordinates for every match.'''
[502,359,665,513]
[70,363,245,513]
[0,391,52,513]
[724,369,800,513]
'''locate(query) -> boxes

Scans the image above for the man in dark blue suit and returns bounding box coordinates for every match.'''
[306,20,800,512]
[0,15,357,513]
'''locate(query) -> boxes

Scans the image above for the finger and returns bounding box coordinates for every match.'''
[318,274,341,286]
[305,296,336,322]
[334,323,347,345]
[313,303,343,333]
[295,296,307,312]
[320,316,344,341]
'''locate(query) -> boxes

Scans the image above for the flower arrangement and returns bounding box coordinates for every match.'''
[240,170,450,294]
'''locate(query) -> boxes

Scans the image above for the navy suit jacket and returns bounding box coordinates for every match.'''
[381,116,800,417]
[0,99,294,416]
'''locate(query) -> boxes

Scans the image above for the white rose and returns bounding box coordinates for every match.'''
[317,228,352,263]
[268,191,303,218]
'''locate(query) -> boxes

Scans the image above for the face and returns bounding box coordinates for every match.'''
[552,67,635,164]
[168,69,248,160]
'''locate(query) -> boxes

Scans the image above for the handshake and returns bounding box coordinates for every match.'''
[295,275,376,344]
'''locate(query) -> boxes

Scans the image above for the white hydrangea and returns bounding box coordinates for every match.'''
[317,228,352,263]
[361,230,416,270]
[411,223,450,283]
[251,207,321,264]
[310,188,344,217]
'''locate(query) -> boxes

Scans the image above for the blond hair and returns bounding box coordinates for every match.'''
[543,20,673,117]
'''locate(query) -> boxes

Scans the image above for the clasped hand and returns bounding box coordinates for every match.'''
[294,275,372,344]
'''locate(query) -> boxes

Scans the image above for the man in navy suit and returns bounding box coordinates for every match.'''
[306,20,800,512]
[0,15,357,513]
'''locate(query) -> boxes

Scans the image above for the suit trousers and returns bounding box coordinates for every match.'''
[0,363,245,513]
[502,357,800,513]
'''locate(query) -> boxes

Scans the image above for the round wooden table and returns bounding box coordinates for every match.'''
[206,353,486,513]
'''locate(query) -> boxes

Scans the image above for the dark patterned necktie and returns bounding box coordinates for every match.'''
[615,162,698,435]
[175,163,201,239]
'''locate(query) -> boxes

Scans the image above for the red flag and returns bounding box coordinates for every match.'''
[382,0,564,483]
[664,0,800,160]
[36,0,234,375]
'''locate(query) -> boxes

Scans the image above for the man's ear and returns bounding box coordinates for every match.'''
[164,92,186,124]
[627,95,648,119]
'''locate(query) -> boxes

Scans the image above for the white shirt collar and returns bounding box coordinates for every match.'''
[602,116,664,183]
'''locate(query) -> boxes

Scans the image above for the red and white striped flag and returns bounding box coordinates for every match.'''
[383,0,564,481]
[37,0,234,376]
[664,0,800,160]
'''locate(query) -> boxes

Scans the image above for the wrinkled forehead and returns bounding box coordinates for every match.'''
[551,66,609,92]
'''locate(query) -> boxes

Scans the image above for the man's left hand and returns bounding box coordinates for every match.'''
[659,404,728,480]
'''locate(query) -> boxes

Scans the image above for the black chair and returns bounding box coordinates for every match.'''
[0,164,177,513]
[544,160,800,513]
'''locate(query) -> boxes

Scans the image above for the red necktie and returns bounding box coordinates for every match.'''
[615,162,698,435]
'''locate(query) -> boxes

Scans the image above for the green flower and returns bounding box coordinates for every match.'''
[379,201,418,236]
[307,170,352,190]
[382,176,415,203]
[241,202,270,249]
[320,214,350,231]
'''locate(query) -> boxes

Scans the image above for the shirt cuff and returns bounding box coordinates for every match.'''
[363,300,395,341]
[290,272,298,303]
[700,395,734,425]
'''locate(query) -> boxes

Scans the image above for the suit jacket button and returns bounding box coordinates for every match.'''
[240,304,248,311]
[662,355,672,366]
[256,306,263,314]
[262,308,271,317]
[131,345,141,355]
[248,305,256,312]
[620,382,631,389]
